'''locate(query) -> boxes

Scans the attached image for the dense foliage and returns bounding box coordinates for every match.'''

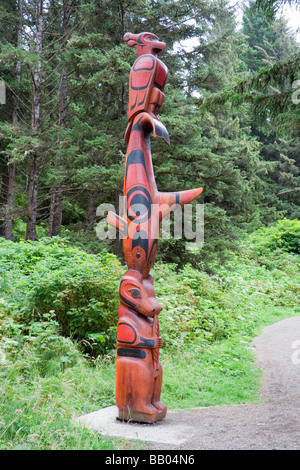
[0,238,124,356]
[1,218,298,359]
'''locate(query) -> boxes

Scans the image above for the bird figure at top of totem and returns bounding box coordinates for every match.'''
[108,31,203,278]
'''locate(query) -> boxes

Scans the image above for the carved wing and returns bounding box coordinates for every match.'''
[128,54,157,121]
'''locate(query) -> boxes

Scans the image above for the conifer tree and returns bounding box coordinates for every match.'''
[0,0,298,267]
[239,1,300,219]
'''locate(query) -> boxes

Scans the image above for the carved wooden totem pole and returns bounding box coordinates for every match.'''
[108,32,203,423]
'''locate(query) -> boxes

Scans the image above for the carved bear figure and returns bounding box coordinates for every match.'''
[115,270,166,423]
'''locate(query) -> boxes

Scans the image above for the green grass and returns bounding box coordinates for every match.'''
[161,307,298,410]
[0,348,143,450]
[2,305,297,450]
[0,350,110,449]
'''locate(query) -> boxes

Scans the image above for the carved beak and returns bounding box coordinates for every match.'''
[123,32,139,47]
[123,32,166,55]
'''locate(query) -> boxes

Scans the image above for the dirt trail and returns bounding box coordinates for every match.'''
[149,316,300,450]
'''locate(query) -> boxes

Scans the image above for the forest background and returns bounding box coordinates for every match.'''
[0,0,299,450]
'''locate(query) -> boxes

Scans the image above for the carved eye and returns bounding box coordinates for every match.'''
[145,34,156,41]
[129,288,141,299]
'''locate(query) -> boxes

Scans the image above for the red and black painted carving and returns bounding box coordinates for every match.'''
[107,32,203,423]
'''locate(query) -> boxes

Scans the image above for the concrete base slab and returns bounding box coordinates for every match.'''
[75,406,192,445]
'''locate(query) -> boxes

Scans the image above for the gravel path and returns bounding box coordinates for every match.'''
[149,316,300,450]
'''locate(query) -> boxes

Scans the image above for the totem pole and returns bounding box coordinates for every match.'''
[107,32,203,424]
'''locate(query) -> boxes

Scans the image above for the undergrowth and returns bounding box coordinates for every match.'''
[0,218,299,449]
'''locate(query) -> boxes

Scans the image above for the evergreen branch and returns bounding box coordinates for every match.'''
[277,187,300,195]
[3,81,32,114]
[201,53,300,112]
[254,0,300,18]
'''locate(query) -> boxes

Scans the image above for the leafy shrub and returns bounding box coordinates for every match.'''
[153,263,234,349]
[0,311,116,450]
[153,219,299,351]
[248,218,300,255]
[0,238,124,356]
[0,219,298,357]
[1,313,82,378]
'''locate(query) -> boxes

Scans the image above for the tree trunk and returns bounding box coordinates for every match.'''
[0,164,9,238]
[48,0,70,237]
[12,0,22,127]
[86,190,99,231]
[26,0,43,241]
[48,186,63,236]
[5,162,16,240]
[26,156,39,240]
[5,0,23,240]
[58,0,69,128]
[31,1,43,134]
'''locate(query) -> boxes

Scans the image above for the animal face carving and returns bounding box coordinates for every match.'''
[119,270,162,318]
[123,32,166,57]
